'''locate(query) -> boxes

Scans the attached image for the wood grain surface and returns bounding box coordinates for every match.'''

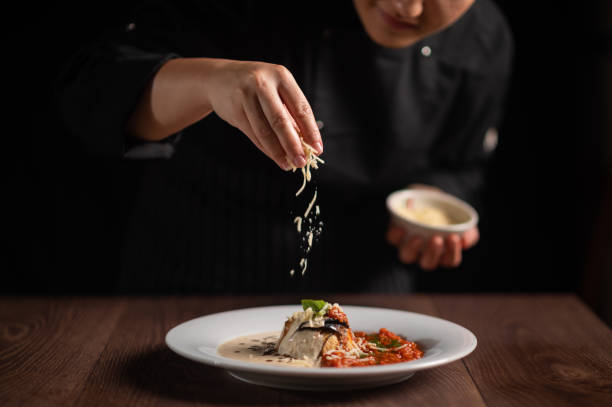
[0,294,610,406]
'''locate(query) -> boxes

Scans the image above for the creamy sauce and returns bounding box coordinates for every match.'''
[217,331,317,368]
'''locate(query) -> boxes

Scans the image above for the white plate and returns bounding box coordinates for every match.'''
[165,305,477,391]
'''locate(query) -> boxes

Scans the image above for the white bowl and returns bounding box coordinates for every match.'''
[386,189,478,239]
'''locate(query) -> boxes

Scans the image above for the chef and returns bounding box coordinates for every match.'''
[57,0,513,293]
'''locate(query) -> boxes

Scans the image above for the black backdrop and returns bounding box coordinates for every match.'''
[4,1,611,305]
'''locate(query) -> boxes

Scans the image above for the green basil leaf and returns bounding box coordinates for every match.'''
[301,299,329,314]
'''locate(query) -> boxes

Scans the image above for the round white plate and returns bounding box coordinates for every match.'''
[165,305,477,391]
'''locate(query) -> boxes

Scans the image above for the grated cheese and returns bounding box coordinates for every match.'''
[304,190,317,218]
[288,139,324,276]
[296,167,307,196]
[292,140,323,197]
[294,216,302,233]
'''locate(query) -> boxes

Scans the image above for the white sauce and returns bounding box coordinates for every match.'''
[217,331,316,367]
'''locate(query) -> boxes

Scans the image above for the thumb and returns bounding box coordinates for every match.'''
[462,227,480,249]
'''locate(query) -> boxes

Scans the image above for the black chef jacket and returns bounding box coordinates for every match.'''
[57,0,513,293]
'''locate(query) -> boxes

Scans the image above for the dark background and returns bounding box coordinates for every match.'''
[4,1,612,323]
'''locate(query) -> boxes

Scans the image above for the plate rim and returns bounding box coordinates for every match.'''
[165,304,477,377]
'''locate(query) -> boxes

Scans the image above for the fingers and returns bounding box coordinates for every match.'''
[386,225,405,246]
[277,71,323,154]
[242,95,291,170]
[440,234,462,268]
[392,229,474,270]
[223,62,323,169]
[255,74,307,168]
[399,236,423,264]
[419,236,444,270]
[407,183,442,192]
[462,227,480,249]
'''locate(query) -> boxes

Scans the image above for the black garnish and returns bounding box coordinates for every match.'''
[298,318,349,333]
[262,344,276,355]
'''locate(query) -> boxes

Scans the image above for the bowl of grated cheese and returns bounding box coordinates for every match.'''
[386,189,478,239]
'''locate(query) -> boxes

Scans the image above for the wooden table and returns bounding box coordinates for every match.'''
[1,294,611,406]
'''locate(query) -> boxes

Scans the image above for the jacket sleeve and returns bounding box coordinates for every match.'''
[55,0,222,159]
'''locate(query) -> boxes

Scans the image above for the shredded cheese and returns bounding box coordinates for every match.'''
[296,168,308,196]
[291,140,324,197]
[294,216,302,233]
[322,347,363,360]
[288,139,324,276]
[304,190,317,218]
[363,342,409,352]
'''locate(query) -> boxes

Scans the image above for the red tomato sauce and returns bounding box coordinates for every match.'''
[326,306,349,325]
[321,328,423,368]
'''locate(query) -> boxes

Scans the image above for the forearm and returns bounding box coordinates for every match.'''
[124,55,322,169]
[126,57,223,141]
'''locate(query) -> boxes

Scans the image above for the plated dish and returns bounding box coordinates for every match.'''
[166,302,477,390]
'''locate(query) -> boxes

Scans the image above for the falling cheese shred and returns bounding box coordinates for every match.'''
[304,190,317,219]
[288,139,324,277]
[294,216,302,233]
[296,168,308,196]
[300,258,308,275]
[290,141,324,197]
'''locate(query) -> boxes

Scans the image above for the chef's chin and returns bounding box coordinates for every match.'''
[353,1,424,48]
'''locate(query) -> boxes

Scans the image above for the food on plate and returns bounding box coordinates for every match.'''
[275,299,357,364]
[217,299,424,368]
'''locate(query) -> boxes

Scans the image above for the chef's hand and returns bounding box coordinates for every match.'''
[385,184,479,270]
[127,58,323,170]
[203,59,322,169]
[386,225,479,270]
